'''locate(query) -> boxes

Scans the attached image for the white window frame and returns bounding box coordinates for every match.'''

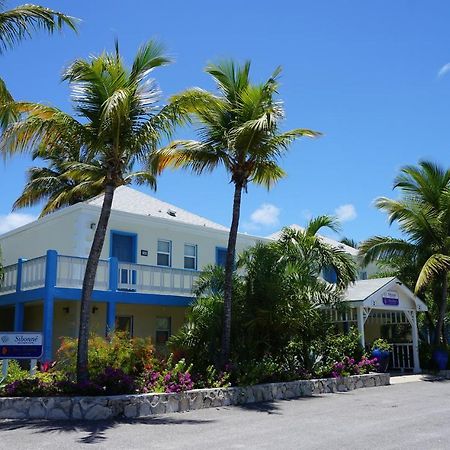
[184,243,198,270]
[155,317,171,345]
[157,239,172,267]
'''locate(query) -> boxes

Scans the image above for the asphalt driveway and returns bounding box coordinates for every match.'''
[1,377,449,449]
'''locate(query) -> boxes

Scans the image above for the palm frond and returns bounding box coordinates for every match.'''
[0,4,78,53]
[415,254,450,293]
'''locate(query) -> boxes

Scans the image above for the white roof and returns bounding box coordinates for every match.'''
[343,277,428,311]
[88,186,228,231]
[267,224,359,256]
[344,277,396,302]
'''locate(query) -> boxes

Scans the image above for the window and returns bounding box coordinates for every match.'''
[216,247,227,267]
[157,240,171,267]
[155,317,171,345]
[116,315,134,337]
[184,244,197,270]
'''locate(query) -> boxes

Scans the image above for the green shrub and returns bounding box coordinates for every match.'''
[0,360,29,387]
[55,332,155,378]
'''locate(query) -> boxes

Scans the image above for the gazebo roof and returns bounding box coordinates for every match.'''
[343,277,428,312]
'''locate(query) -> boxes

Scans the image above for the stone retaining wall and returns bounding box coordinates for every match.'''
[0,373,390,421]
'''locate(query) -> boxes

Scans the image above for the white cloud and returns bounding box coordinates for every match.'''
[438,63,450,78]
[242,203,281,232]
[335,204,357,222]
[0,213,36,234]
[250,203,280,227]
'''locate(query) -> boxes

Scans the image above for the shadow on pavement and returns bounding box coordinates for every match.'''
[236,395,319,415]
[0,415,216,445]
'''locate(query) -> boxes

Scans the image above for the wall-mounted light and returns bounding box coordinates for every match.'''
[92,306,99,314]
[90,223,96,230]
[63,307,70,314]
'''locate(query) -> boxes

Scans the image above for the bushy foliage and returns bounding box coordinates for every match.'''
[56,332,155,378]
[137,355,194,394]
[170,223,358,379]
[329,356,378,378]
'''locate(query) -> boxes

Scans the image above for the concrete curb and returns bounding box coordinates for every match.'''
[0,372,390,421]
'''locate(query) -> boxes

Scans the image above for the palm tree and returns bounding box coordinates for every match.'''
[171,215,357,370]
[340,237,358,249]
[1,40,182,381]
[152,61,320,365]
[360,161,450,345]
[13,144,105,217]
[0,1,77,126]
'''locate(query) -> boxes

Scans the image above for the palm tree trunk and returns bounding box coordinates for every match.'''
[76,184,115,382]
[434,273,448,346]
[220,181,243,366]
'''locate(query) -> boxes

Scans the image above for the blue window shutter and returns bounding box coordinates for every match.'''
[216,248,227,267]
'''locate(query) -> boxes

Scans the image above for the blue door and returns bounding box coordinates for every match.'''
[111,232,137,286]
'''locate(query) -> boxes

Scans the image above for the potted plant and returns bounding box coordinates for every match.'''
[371,339,392,373]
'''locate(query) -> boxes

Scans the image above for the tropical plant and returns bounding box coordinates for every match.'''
[152,60,320,365]
[360,161,450,345]
[170,215,357,373]
[0,1,77,127]
[340,237,359,248]
[13,144,105,216]
[1,40,183,381]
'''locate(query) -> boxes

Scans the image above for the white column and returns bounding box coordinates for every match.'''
[410,311,421,373]
[357,306,365,349]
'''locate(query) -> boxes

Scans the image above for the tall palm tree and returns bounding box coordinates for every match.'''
[360,161,450,345]
[1,40,182,381]
[13,144,105,217]
[152,61,320,364]
[0,1,77,126]
[171,215,356,370]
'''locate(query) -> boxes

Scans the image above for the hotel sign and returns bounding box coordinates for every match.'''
[382,290,399,306]
[0,332,43,359]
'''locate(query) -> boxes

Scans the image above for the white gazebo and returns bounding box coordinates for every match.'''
[330,277,428,373]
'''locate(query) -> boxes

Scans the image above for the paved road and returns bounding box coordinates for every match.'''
[1,379,450,449]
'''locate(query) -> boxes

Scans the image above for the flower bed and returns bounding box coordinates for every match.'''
[0,372,390,421]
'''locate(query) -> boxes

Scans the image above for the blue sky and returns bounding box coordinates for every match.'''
[1,0,450,242]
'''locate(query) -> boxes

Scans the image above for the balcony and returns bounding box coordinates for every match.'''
[0,251,198,297]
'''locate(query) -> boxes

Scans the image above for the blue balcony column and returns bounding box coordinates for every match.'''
[14,302,24,332]
[43,250,58,361]
[106,301,116,335]
[108,257,119,292]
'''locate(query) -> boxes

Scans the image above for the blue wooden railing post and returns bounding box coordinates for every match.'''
[108,257,118,292]
[14,258,25,331]
[43,250,57,361]
[16,257,24,293]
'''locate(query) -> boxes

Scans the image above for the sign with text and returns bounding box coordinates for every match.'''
[0,332,43,359]
[382,290,399,306]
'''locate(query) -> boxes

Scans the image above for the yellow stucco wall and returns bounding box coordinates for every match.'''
[0,209,80,265]
[0,204,260,270]
[49,301,187,354]
[94,213,258,270]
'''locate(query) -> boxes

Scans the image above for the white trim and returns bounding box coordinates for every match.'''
[184,243,197,270]
[157,239,172,267]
